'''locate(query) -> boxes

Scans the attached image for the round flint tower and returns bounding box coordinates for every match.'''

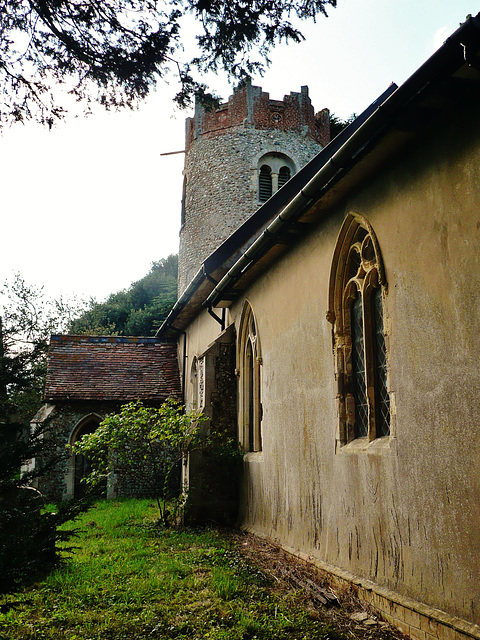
[178,81,330,294]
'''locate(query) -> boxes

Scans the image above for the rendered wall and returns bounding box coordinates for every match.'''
[182,103,480,632]
[230,109,480,627]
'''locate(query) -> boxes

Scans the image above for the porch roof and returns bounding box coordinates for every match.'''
[44,335,181,403]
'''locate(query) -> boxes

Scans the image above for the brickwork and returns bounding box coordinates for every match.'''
[273,543,480,640]
[178,82,329,293]
[186,83,330,150]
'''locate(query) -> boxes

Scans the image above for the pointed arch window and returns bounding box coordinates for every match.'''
[238,302,262,452]
[327,214,390,446]
[67,415,105,499]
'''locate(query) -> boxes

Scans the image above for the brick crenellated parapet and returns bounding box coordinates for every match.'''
[178,81,329,294]
[185,82,330,151]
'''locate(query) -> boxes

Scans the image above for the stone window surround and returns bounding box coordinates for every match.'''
[237,300,263,453]
[254,150,297,202]
[327,213,393,449]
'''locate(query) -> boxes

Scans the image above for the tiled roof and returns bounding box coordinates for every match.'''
[44,335,181,402]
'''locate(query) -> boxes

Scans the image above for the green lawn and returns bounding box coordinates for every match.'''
[0,500,346,640]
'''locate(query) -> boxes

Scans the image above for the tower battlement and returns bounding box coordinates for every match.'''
[178,83,328,294]
[186,82,330,151]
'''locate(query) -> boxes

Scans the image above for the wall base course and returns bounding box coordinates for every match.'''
[242,530,480,640]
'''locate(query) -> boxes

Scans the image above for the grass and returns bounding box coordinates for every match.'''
[0,499,346,640]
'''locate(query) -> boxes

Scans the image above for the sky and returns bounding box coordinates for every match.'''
[0,0,477,304]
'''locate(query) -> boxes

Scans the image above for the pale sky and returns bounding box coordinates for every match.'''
[0,0,477,303]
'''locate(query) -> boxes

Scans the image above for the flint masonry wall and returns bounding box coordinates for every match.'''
[178,83,329,294]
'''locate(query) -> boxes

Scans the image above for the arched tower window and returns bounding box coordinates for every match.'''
[259,165,272,202]
[238,302,262,452]
[327,214,390,446]
[257,153,296,202]
[278,166,291,189]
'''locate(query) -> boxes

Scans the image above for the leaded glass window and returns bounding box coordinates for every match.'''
[372,287,390,438]
[351,290,369,437]
[327,214,391,446]
[238,302,262,452]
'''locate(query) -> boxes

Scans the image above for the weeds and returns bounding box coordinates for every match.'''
[0,499,346,640]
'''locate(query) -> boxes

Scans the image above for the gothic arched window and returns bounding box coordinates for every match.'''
[327,214,390,446]
[68,415,104,499]
[238,302,262,452]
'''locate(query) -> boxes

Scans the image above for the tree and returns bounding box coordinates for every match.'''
[72,399,207,524]
[0,275,92,591]
[0,417,92,592]
[68,254,178,337]
[0,273,87,423]
[1,0,337,127]
[329,112,357,139]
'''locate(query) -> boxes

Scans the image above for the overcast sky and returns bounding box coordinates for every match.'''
[0,0,477,303]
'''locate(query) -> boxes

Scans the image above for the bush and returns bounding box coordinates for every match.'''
[0,423,91,592]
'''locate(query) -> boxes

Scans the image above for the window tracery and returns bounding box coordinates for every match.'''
[327,214,390,446]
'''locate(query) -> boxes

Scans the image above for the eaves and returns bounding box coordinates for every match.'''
[157,12,480,339]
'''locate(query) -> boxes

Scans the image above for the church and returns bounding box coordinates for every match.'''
[37,13,480,640]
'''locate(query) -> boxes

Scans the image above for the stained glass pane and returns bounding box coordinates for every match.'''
[350,290,368,437]
[373,288,390,437]
[348,249,361,280]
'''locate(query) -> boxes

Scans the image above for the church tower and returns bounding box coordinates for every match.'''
[178,81,330,294]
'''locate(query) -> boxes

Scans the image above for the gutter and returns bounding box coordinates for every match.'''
[204,13,480,308]
[158,12,480,333]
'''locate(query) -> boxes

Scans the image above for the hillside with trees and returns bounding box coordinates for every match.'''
[68,254,178,337]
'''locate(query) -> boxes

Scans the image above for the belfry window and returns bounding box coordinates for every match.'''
[278,166,291,189]
[328,214,390,446]
[238,302,262,452]
[257,153,296,203]
[259,165,272,202]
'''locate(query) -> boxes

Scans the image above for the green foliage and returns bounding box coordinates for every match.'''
[0,499,351,639]
[329,113,357,139]
[0,274,87,423]
[1,0,336,126]
[68,254,178,337]
[0,422,92,593]
[72,399,207,523]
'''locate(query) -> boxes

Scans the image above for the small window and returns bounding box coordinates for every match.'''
[328,214,390,446]
[259,165,272,202]
[278,166,291,189]
[257,153,296,202]
[238,302,262,452]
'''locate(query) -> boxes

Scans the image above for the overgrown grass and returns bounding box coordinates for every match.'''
[0,499,346,639]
